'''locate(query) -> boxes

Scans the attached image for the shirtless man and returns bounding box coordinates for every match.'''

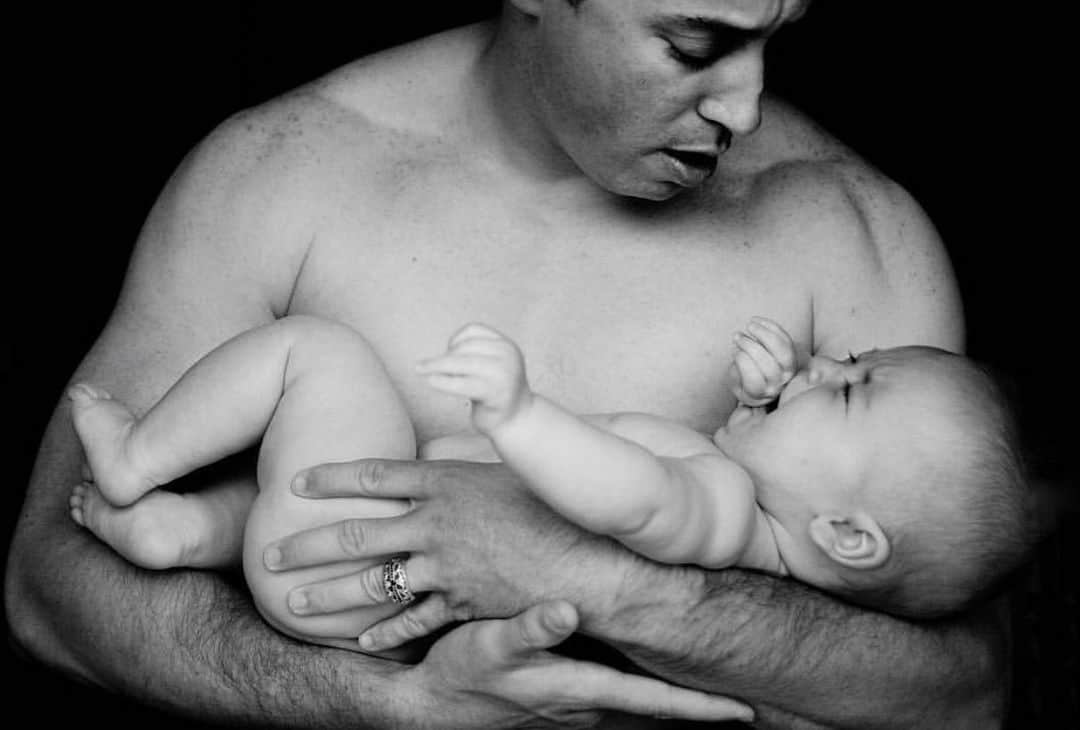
[6,1,1006,727]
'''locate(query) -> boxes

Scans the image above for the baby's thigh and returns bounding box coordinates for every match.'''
[244,487,412,655]
[239,317,418,654]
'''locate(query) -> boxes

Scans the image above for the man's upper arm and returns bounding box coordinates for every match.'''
[81,106,317,409]
[798,161,965,358]
[7,99,317,682]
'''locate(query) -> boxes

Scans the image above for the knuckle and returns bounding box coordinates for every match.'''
[518,614,546,649]
[400,608,430,638]
[356,461,385,492]
[446,595,474,622]
[337,519,368,556]
[360,565,387,601]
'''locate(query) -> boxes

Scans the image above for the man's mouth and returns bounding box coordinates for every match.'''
[665,148,719,172]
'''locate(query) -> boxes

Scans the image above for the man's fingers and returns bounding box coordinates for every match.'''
[491,602,756,724]
[459,604,754,725]
[569,664,755,723]
[495,601,579,657]
[293,459,433,500]
[285,554,437,614]
[359,594,454,652]
[264,515,420,571]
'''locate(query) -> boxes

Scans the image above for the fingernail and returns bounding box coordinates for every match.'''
[546,604,573,633]
[292,472,308,495]
[545,615,567,633]
[288,591,309,614]
[67,384,91,402]
[264,546,282,570]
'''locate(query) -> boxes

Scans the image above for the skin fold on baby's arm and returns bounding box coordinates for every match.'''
[418,321,789,572]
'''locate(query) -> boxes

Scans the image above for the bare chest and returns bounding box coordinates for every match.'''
[288,191,810,442]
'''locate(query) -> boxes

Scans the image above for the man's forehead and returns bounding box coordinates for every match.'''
[653,0,811,28]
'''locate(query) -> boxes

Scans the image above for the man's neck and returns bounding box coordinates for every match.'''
[470,12,594,190]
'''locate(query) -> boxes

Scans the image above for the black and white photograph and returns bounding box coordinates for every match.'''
[6,3,1075,728]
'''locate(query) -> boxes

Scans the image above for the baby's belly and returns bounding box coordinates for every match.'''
[419,432,500,462]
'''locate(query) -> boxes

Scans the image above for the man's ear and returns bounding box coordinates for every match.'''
[809,512,890,570]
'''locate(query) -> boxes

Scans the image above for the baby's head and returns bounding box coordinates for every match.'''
[714,345,1035,618]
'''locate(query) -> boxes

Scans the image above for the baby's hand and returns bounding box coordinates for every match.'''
[417,323,532,434]
[728,317,797,407]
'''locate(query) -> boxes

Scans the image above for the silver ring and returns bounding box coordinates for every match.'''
[382,556,415,604]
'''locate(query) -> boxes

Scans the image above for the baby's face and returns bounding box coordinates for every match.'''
[713,346,965,517]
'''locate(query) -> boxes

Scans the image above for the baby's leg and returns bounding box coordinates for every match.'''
[67,316,358,571]
[70,476,255,571]
[240,317,417,654]
[69,315,338,507]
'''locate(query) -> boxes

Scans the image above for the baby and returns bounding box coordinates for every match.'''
[411,317,1035,622]
[67,315,1034,657]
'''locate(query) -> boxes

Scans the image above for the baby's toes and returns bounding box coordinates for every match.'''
[69,483,87,525]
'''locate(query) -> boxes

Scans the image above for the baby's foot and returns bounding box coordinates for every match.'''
[68,383,157,506]
[70,482,200,570]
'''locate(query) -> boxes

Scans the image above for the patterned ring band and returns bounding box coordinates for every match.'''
[383,556,415,605]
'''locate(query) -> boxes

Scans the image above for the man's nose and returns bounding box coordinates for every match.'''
[696,43,764,136]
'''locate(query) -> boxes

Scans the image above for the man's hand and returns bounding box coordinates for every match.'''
[417,322,533,433]
[405,599,754,727]
[728,316,799,406]
[264,459,637,638]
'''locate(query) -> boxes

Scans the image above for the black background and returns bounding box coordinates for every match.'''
[6,3,1076,727]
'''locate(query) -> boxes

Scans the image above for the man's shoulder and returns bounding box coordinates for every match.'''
[194,23,488,197]
[728,97,962,353]
[728,97,939,265]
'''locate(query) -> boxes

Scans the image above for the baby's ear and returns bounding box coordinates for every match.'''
[809,512,890,571]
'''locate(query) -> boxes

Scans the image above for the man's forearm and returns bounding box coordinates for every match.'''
[6,414,408,729]
[588,564,1008,729]
[8,522,410,728]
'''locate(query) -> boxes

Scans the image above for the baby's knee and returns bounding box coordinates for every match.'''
[270,315,379,362]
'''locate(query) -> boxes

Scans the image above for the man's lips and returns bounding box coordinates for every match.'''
[665,148,720,172]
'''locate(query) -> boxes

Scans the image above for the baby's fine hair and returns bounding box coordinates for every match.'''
[844,355,1038,619]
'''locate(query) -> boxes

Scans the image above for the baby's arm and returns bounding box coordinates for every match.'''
[493,398,766,568]
[419,324,767,568]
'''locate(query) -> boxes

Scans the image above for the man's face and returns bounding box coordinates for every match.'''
[526,0,810,200]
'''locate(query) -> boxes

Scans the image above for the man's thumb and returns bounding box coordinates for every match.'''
[513,600,579,653]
